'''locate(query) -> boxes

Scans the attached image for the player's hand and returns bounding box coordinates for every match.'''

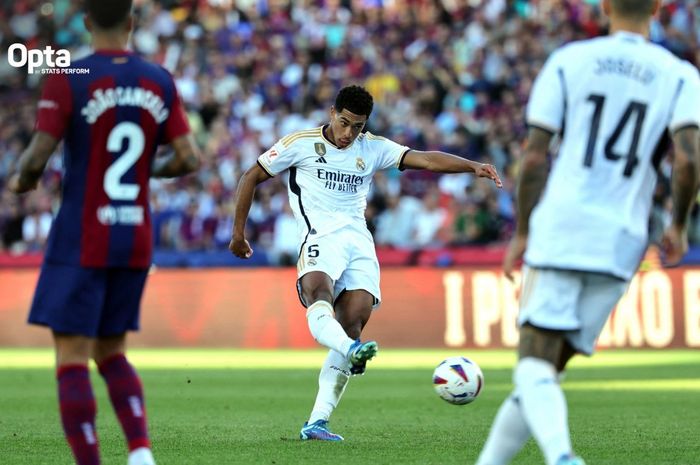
[6,173,37,194]
[229,236,253,259]
[503,234,527,281]
[660,224,688,266]
[474,163,503,188]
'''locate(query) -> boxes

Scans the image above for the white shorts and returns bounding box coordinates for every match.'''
[519,266,629,355]
[296,222,381,308]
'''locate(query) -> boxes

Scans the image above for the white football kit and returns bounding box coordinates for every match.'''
[258,126,410,306]
[521,32,700,353]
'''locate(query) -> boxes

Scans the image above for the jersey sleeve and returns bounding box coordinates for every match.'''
[526,50,565,134]
[669,62,700,133]
[35,74,72,140]
[257,140,299,176]
[161,75,191,144]
[369,133,411,170]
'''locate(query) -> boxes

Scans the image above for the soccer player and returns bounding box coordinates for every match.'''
[7,1,200,464]
[229,85,502,441]
[475,1,700,464]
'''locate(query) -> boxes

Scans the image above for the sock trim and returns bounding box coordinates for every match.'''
[97,353,128,374]
[306,300,334,318]
[57,364,89,379]
[128,437,152,452]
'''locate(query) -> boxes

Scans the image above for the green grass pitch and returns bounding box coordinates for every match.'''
[1,349,698,464]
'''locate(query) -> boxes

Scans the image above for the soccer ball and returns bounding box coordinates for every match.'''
[432,356,484,405]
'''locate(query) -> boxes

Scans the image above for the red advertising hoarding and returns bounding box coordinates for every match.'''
[1,267,699,348]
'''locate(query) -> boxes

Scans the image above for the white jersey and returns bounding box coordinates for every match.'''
[258,126,409,240]
[525,31,700,280]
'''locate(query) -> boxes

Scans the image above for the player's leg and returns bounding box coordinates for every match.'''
[297,271,356,441]
[29,263,105,465]
[306,290,373,423]
[299,269,356,356]
[94,335,154,465]
[332,226,381,374]
[301,289,375,441]
[477,268,583,465]
[515,324,579,465]
[96,268,154,465]
[335,289,377,374]
[54,333,101,465]
[474,391,531,465]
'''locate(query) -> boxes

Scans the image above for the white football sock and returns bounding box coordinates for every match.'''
[308,349,351,424]
[127,447,155,465]
[475,391,531,465]
[514,357,572,465]
[306,301,354,355]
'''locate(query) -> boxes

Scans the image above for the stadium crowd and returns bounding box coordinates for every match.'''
[1,0,699,264]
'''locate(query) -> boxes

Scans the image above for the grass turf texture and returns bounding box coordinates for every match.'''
[0,349,698,465]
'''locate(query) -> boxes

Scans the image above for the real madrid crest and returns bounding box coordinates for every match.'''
[356,157,366,171]
[314,143,327,156]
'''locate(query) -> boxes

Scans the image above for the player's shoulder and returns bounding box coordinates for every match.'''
[130,56,177,84]
[357,131,393,146]
[279,126,324,149]
[544,38,592,62]
[542,36,619,69]
[675,58,700,83]
[74,52,176,83]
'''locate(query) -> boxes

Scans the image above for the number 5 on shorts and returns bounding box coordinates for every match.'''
[307,244,320,258]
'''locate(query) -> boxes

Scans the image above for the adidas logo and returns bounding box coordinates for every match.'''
[315,156,327,163]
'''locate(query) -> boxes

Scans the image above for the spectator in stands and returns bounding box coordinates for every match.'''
[1,0,697,264]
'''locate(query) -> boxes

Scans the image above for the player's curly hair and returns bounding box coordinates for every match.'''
[85,0,133,30]
[335,85,374,118]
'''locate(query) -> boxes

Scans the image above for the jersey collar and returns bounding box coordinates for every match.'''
[94,49,134,56]
[321,124,355,150]
[612,31,646,44]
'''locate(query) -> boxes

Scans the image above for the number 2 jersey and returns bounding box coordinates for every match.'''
[525,31,700,280]
[257,126,409,241]
[35,50,190,268]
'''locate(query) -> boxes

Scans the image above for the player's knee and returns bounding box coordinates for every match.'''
[54,333,93,365]
[517,323,566,366]
[555,340,578,372]
[303,290,334,307]
[92,335,126,364]
[301,282,334,306]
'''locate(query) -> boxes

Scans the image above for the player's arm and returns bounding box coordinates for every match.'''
[152,134,201,178]
[503,126,552,279]
[401,150,502,188]
[7,132,60,194]
[514,127,551,236]
[662,126,700,264]
[229,163,272,259]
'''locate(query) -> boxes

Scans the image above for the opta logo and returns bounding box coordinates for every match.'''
[8,43,70,74]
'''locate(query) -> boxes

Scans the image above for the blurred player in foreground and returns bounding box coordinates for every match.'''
[7,1,200,464]
[476,1,700,464]
[230,85,502,441]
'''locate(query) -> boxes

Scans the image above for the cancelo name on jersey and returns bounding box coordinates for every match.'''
[80,86,169,124]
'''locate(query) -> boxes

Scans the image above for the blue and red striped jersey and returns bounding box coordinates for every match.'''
[35,50,190,268]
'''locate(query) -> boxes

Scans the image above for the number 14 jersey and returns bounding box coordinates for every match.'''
[525,31,700,280]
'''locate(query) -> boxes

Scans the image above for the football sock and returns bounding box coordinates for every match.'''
[475,391,531,465]
[514,357,572,465]
[98,354,151,452]
[57,364,100,465]
[306,301,354,355]
[308,349,351,424]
